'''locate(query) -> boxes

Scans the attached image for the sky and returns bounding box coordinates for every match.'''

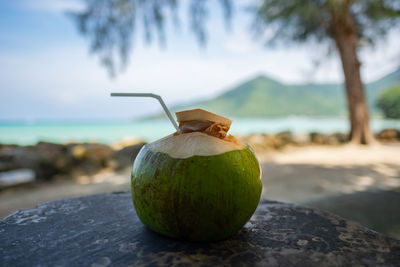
[0,0,399,121]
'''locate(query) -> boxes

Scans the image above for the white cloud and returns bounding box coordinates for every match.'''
[359,31,400,81]
[224,31,260,54]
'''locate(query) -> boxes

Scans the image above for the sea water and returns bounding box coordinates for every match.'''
[1,117,399,145]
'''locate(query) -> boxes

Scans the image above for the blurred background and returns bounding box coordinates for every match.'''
[0,0,399,239]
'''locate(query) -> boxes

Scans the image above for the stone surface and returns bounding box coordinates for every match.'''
[305,190,400,240]
[1,191,399,267]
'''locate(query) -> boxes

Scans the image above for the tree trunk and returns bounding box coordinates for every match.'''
[332,8,375,144]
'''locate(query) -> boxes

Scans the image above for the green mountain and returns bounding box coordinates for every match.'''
[175,67,400,117]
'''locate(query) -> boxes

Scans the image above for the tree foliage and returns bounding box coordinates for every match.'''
[71,1,399,76]
[377,85,400,119]
[253,0,400,46]
[70,0,231,76]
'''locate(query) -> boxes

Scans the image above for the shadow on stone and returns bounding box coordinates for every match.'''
[260,162,400,240]
[305,190,400,240]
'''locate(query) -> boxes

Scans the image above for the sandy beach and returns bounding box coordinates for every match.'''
[259,143,400,202]
[1,143,399,238]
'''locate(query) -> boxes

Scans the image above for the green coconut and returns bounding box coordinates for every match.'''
[131,110,262,242]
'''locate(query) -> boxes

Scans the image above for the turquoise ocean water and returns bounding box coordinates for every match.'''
[1,117,399,145]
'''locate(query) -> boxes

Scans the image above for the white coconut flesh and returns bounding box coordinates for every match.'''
[147,132,246,159]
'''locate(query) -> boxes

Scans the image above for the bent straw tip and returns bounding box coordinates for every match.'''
[109,92,180,133]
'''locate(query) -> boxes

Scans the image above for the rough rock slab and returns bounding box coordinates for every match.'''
[1,191,399,267]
